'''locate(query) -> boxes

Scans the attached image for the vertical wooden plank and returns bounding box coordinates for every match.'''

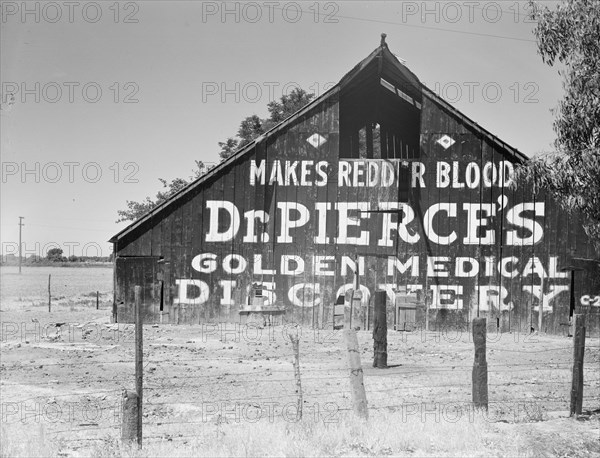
[180,197,198,323]
[151,220,162,258]
[192,184,209,323]
[537,189,549,333]
[187,186,203,324]
[244,144,267,324]
[161,212,174,319]
[180,198,193,281]
[233,154,254,322]
[480,139,496,329]
[208,171,225,322]
[171,205,185,321]
[219,163,237,322]
[450,133,480,331]
[134,285,143,448]
[139,230,152,256]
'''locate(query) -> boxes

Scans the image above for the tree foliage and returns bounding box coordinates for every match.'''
[218,87,314,160]
[217,138,240,161]
[46,248,65,262]
[116,161,207,223]
[517,0,600,250]
[119,87,315,222]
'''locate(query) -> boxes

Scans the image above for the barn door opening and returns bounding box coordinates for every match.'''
[339,56,421,160]
[159,280,164,312]
[115,256,162,323]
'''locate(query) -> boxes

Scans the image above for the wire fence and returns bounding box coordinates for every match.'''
[1,322,599,449]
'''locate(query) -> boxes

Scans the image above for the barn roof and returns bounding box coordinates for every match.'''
[110,36,528,244]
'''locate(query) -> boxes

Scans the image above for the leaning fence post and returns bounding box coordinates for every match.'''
[344,329,369,420]
[121,389,138,444]
[373,290,387,368]
[289,333,303,420]
[570,314,585,416]
[134,286,143,448]
[472,317,488,410]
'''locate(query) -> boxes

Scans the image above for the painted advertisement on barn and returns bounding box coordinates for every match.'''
[173,145,599,330]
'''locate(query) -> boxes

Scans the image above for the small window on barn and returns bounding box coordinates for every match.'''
[340,74,421,160]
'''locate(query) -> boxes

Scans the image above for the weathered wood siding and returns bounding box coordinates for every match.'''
[115,94,341,324]
[415,94,599,334]
[114,85,599,333]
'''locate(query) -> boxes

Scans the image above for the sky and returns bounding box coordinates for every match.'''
[0,0,564,259]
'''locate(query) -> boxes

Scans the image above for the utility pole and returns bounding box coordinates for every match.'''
[18,217,24,274]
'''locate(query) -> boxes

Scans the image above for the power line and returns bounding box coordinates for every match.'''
[269,3,537,43]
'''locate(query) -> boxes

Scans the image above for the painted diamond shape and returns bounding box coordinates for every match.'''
[437,135,455,149]
[306,133,326,148]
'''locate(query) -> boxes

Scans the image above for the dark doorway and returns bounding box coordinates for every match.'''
[115,256,162,323]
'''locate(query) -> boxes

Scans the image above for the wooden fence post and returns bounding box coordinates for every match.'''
[538,298,543,334]
[472,317,488,410]
[352,291,363,330]
[344,329,368,420]
[373,290,387,368]
[344,290,353,330]
[121,389,138,444]
[570,314,585,416]
[289,333,302,420]
[134,286,143,448]
[48,274,51,312]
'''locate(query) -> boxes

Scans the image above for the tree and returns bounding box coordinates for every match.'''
[218,137,240,160]
[47,248,65,262]
[120,87,315,222]
[265,87,315,126]
[517,0,600,250]
[116,161,207,223]
[218,114,265,160]
[237,114,265,148]
[218,87,315,160]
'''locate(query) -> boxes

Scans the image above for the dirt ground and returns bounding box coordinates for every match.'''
[1,302,599,456]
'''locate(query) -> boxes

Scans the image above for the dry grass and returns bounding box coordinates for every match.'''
[5,409,598,458]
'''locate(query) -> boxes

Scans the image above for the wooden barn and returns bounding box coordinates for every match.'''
[110,37,599,334]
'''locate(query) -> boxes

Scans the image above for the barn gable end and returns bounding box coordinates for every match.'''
[111,39,599,333]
